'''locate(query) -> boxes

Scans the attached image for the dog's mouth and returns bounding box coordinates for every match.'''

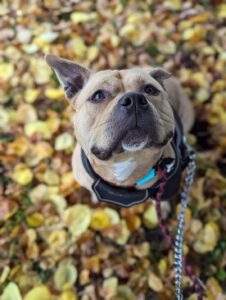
[91,127,174,160]
[119,128,173,151]
[120,128,149,152]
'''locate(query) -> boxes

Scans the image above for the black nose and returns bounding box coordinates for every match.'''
[118,92,148,109]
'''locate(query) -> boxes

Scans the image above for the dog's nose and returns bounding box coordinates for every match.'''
[119,95,133,108]
[118,92,148,110]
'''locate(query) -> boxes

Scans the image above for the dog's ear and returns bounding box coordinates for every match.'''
[150,68,171,85]
[45,54,90,101]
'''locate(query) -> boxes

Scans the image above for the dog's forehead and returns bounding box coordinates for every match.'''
[87,68,152,87]
[119,68,153,85]
[88,70,121,85]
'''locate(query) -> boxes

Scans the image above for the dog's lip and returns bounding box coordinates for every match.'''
[118,128,174,151]
[122,136,148,152]
[91,129,174,160]
[153,131,174,147]
[120,127,149,151]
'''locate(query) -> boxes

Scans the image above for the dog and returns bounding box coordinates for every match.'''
[46,55,194,207]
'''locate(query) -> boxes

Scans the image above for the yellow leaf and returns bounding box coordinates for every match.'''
[148,272,164,292]
[0,4,9,16]
[165,0,182,9]
[24,285,52,300]
[70,37,87,59]
[47,230,67,248]
[55,133,74,151]
[24,121,52,139]
[0,282,22,300]
[79,269,90,286]
[158,259,167,277]
[18,103,37,124]
[126,214,141,232]
[45,88,64,99]
[105,208,120,225]
[217,4,226,18]
[61,172,78,191]
[157,40,176,55]
[12,163,33,185]
[34,141,53,160]
[0,63,14,80]
[193,221,220,254]
[71,12,97,23]
[91,210,111,230]
[48,194,67,214]
[115,220,130,245]
[114,285,136,300]
[26,242,40,260]
[7,136,30,156]
[63,204,91,238]
[103,277,118,299]
[87,46,99,62]
[143,204,158,229]
[46,117,60,134]
[120,24,137,37]
[60,291,78,300]
[26,212,44,227]
[0,266,10,284]
[29,184,48,204]
[43,169,60,185]
[25,89,39,103]
[30,59,52,85]
[54,262,77,290]
[183,26,206,43]
[206,277,223,298]
[0,106,9,128]
[203,221,219,244]
[26,229,37,244]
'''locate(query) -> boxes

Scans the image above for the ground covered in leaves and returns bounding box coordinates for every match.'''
[0,1,226,299]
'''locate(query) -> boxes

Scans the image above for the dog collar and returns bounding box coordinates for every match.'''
[135,167,156,187]
[81,112,190,207]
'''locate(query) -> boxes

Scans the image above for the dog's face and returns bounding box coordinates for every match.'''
[46,55,175,160]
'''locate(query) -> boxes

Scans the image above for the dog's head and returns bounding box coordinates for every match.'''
[46,55,175,160]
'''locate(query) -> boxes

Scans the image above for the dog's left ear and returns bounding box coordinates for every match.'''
[150,68,171,85]
[45,54,90,101]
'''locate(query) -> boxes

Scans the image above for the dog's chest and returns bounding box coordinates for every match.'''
[113,159,137,181]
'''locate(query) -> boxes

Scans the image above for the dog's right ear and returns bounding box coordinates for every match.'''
[45,54,90,101]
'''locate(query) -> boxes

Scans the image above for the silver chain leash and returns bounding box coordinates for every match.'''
[174,144,196,300]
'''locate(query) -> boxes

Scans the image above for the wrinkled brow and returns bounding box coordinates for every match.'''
[87,77,122,94]
[122,74,155,90]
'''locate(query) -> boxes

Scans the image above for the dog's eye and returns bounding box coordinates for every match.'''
[144,84,160,96]
[90,90,106,103]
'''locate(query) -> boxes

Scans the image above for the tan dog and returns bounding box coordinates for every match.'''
[46,55,194,205]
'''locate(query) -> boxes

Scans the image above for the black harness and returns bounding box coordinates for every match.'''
[81,112,190,207]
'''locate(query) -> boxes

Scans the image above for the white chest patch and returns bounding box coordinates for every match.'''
[113,159,137,181]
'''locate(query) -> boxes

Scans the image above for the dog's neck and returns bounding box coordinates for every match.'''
[88,143,175,188]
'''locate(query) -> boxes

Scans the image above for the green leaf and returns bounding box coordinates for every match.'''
[39,269,52,283]
[216,270,226,282]
[15,209,26,223]
[21,195,32,207]
[147,43,159,57]
[120,0,127,7]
